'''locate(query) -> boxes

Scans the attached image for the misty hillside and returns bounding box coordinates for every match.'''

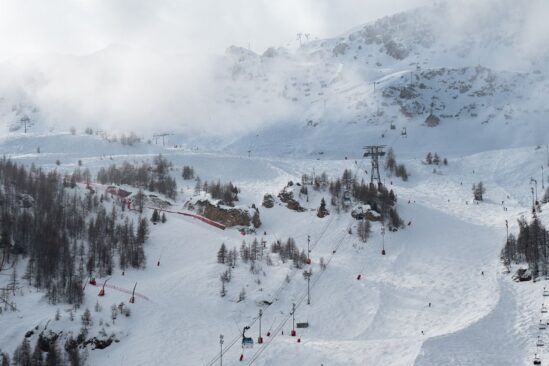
[215,0,549,156]
[0,0,547,158]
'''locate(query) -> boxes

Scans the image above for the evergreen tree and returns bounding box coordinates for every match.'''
[18,338,31,366]
[385,148,397,173]
[44,339,60,366]
[31,340,43,366]
[251,210,261,228]
[81,308,92,329]
[238,287,246,302]
[473,182,486,201]
[1,353,10,366]
[357,219,371,242]
[217,243,227,264]
[151,209,160,223]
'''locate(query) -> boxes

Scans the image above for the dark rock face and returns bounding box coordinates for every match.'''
[84,336,116,350]
[262,194,275,208]
[194,200,252,227]
[425,113,441,127]
[277,190,306,212]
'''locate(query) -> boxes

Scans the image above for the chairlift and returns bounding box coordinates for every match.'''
[542,304,548,314]
[401,127,407,137]
[534,354,542,365]
[540,320,547,330]
[242,326,254,349]
[537,336,545,347]
[544,287,549,296]
[390,122,396,130]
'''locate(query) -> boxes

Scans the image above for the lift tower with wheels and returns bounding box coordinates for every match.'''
[363,145,386,187]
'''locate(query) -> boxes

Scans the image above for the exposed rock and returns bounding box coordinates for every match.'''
[278,190,306,212]
[194,200,252,227]
[84,335,116,350]
[399,85,419,99]
[365,210,383,222]
[262,194,275,208]
[424,113,440,127]
[332,43,349,56]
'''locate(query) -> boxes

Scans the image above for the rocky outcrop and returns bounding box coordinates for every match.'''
[278,190,306,212]
[84,336,118,350]
[193,200,252,227]
[262,194,275,208]
[424,113,440,127]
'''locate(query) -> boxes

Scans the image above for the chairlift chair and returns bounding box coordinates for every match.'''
[343,190,352,205]
[540,320,547,330]
[534,354,542,365]
[242,326,254,349]
[401,127,407,137]
[537,336,545,347]
[542,305,548,314]
[544,287,549,296]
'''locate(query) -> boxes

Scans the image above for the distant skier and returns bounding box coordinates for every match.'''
[428,302,431,308]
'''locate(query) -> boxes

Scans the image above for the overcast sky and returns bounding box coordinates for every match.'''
[0,0,431,60]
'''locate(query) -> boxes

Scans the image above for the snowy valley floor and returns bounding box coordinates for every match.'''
[1,136,548,366]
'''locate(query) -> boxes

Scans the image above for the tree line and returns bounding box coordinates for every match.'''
[501,216,548,277]
[0,158,149,308]
[96,154,177,199]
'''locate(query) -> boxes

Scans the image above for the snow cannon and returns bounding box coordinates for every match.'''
[98,278,110,297]
[258,336,263,344]
[129,282,137,304]
[89,278,97,286]
[291,330,296,337]
[382,249,386,255]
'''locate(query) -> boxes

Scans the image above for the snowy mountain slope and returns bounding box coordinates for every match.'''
[0,1,548,365]
[1,131,548,365]
[214,0,549,157]
[0,1,546,157]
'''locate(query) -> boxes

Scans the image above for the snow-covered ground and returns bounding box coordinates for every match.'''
[0,131,547,366]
